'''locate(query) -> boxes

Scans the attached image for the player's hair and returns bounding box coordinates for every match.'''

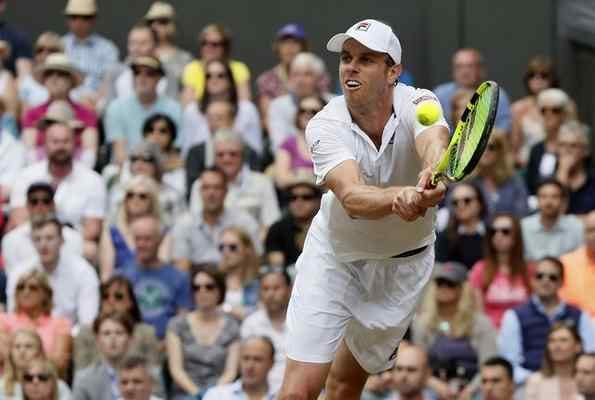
[541,321,582,377]
[482,356,513,380]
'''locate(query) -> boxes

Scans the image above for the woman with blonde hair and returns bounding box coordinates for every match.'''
[525,322,582,400]
[218,226,261,320]
[413,262,497,399]
[472,129,529,217]
[99,174,172,281]
[0,271,72,376]
[21,358,69,400]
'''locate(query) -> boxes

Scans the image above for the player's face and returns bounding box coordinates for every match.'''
[339,39,399,109]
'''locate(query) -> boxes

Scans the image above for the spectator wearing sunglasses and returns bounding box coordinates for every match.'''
[469,213,532,329]
[499,257,595,385]
[166,267,240,399]
[273,95,325,191]
[521,179,584,262]
[525,88,575,195]
[22,358,70,400]
[2,182,83,273]
[412,261,497,400]
[265,177,321,268]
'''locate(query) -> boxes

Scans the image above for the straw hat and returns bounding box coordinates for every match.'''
[145,1,175,20]
[64,0,97,16]
[35,53,84,87]
[130,56,165,76]
[37,100,84,130]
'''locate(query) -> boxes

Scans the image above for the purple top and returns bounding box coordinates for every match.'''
[280,135,313,170]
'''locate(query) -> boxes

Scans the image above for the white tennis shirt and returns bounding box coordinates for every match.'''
[306,83,448,262]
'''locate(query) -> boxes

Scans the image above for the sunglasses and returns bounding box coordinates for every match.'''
[16,283,40,292]
[299,107,322,115]
[133,69,161,78]
[536,272,560,283]
[192,283,216,292]
[452,196,475,207]
[23,373,50,383]
[126,191,149,201]
[206,72,227,80]
[218,243,239,252]
[202,40,224,48]
[130,155,156,163]
[289,193,317,202]
[35,47,61,55]
[28,196,52,206]
[489,226,512,236]
[102,291,126,301]
[435,278,459,288]
[528,72,550,80]
[68,15,94,21]
[149,18,172,25]
[540,107,563,115]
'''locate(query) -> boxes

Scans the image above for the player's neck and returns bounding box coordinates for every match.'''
[349,96,393,145]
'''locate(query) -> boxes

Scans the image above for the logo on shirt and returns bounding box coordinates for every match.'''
[412,95,438,105]
[355,22,371,31]
[310,139,321,154]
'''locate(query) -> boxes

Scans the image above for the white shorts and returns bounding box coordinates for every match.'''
[286,234,435,374]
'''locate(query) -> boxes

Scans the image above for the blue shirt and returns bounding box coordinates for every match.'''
[498,296,595,384]
[433,81,512,132]
[119,262,192,339]
[104,94,182,149]
[521,213,584,262]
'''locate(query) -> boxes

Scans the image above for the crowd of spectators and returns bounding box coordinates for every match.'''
[0,1,594,399]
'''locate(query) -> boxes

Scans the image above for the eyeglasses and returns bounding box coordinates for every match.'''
[218,243,239,252]
[528,72,550,80]
[126,191,150,201]
[435,278,459,288]
[289,193,317,202]
[130,155,156,163]
[149,18,172,25]
[67,15,94,21]
[192,283,216,292]
[489,226,512,236]
[16,283,40,292]
[206,72,227,80]
[27,196,52,206]
[536,272,560,283]
[451,196,475,207]
[541,107,563,115]
[201,40,224,48]
[133,69,160,78]
[23,373,50,383]
[102,291,126,301]
[298,107,322,116]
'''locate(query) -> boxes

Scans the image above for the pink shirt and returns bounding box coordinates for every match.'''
[469,260,531,329]
[0,313,72,355]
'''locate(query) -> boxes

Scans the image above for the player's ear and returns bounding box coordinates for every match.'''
[388,64,402,86]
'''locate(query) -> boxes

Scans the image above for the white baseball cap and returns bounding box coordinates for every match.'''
[327,19,402,64]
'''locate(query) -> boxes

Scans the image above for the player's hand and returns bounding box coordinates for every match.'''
[415,167,447,208]
[392,187,425,221]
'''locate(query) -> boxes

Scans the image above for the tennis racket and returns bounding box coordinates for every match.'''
[430,80,500,186]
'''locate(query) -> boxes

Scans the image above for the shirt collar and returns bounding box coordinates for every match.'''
[457,221,486,235]
[531,295,568,318]
[232,380,275,399]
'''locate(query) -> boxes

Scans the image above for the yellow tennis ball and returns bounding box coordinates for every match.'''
[416,101,442,126]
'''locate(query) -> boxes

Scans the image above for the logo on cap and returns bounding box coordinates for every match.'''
[355,22,371,31]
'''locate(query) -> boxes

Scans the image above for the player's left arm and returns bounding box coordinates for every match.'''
[414,126,450,208]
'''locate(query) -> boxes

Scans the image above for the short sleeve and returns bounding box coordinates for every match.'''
[468,260,485,289]
[306,118,356,185]
[409,89,450,138]
[82,174,107,218]
[230,60,251,84]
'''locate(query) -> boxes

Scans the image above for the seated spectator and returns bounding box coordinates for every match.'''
[479,357,516,400]
[72,312,134,400]
[166,268,240,399]
[21,53,98,167]
[18,31,63,111]
[389,345,435,400]
[471,130,529,217]
[0,44,19,118]
[7,216,100,326]
[273,95,324,190]
[9,121,106,261]
[413,262,497,399]
[449,88,474,129]
[182,23,251,102]
[107,142,185,229]
[560,210,595,317]
[525,88,574,194]
[172,167,260,268]
[62,0,119,104]
[142,113,185,196]
[100,175,171,281]
[0,111,26,205]
[21,357,70,400]
[433,48,512,132]
[203,336,276,400]
[74,275,160,372]
[144,1,192,85]
[265,177,321,268]
[181,59,262,155]
[2,182,83,273]
[118,353,160,400]
[268,52,330,151]
[436,182,487,269]
[104,55,182,165]
[555,121,595,215]
[521,179,584,262]
[500,256,595,385]
[575,353,595,400]
[0,270,72,376]
[0,0,33,78]
[525,322,582,400]
[189,130,279,232]
[119,215,192,340]
[241,267,291,392]
[469,213,532,329]
[218,227,261,320]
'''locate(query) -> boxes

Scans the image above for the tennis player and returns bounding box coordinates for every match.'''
[277,19,450,400]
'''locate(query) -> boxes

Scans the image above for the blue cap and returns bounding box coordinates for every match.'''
[276,23,306,40]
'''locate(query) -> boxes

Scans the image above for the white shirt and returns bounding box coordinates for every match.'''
[0,130,26,191]
[306,83,448,261]
[9,161,107,230]
[7,251,100,326]
[202,380,276,400]
[1,222,84,273]
[241,309,287,392]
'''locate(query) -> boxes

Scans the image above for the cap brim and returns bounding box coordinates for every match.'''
[326,33,351,52]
